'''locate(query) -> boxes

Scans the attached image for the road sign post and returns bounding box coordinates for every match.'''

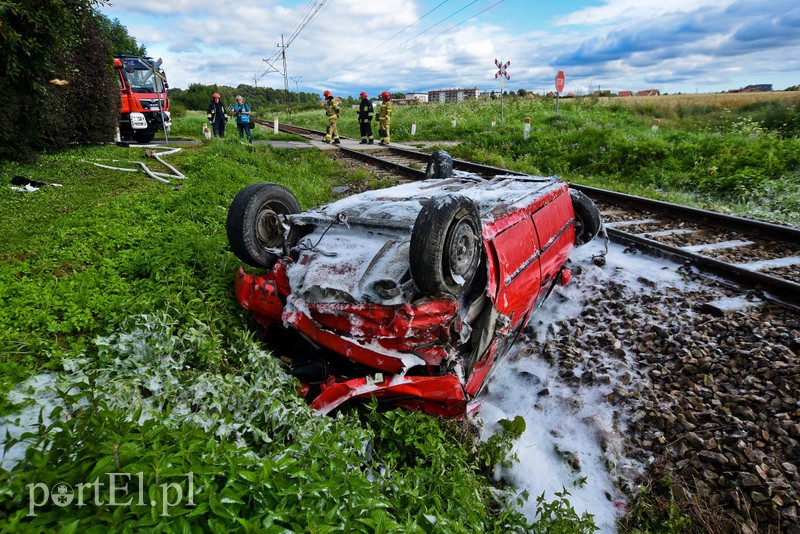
[494,59,510,126]
[555,70,565,118]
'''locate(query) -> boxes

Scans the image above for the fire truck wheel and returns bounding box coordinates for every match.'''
[227,183,301,268]
[132,131,155,144]
[570,189,602,246]
[410,195,482,296]
[425,150,454,180]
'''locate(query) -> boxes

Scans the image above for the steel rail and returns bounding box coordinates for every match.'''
[570,183,800,244]
[607,228,800,305]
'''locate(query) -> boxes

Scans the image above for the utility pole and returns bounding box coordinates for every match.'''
[262,35,293,119]
[290,76,302,104]
[279,35,291,119]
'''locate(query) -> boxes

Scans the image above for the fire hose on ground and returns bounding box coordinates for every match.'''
[86,146,185,184]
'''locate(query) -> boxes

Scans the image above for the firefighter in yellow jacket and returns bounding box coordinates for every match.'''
[377,91,392,145]
[323,90,341,144]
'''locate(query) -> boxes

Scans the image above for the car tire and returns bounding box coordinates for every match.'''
[226,183,301,268]
[132,131,155,144]
[570,189,602,246]
[410,195,482,296]
[425,150,454,179]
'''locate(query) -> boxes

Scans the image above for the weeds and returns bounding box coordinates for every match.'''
[285,95,800,226]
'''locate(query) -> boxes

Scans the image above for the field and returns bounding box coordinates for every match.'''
[602,90,800,113]
[1,95,798,532]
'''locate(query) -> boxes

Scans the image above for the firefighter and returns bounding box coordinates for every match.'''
[357,91,374,144]
[377,91,392,145]
[323,90,340,144]
[206,93,228,138]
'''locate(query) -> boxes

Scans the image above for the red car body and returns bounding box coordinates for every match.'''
[230,172,597,418]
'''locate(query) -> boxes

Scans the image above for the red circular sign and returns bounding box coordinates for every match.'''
[555,71,566,93]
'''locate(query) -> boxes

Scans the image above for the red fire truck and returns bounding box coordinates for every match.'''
[113,54,171,143]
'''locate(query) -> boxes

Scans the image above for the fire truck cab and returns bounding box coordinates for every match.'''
[113,54,171,144]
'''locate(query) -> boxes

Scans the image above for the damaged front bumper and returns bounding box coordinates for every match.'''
[235,265,474,417]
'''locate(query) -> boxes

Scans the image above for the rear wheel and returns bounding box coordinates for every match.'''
[425,150,454,180]
[410,195,482,296]
[226,183,301,268]
[570,189,602,246]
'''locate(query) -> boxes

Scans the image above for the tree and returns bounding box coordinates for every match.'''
[0,0,118,160]
[96,13,146,56]
[517,88,527,97]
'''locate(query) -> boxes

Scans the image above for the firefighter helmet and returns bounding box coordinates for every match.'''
[323,90,332,98]
[212,92,221,99]
[360,91,368,99]
[380,91,390,101]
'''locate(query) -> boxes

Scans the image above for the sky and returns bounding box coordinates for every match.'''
[97,0,800,98]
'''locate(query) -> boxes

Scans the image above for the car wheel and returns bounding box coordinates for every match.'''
[132,130,155,144]
[570,189,602,246]
[226,183,301,268]
[425,150,454,179]
[410,195,482,296]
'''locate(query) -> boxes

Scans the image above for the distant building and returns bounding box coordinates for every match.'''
[428,87,480,103]
[618,91,633,97]
[742,84,772,93]
[405,92,428,103]
[391,98,420,106]
[728,84,772,93]
[635,89,660,96]
[592,90,612,97]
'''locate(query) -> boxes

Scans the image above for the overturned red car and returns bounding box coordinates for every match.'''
[226,151,602,418]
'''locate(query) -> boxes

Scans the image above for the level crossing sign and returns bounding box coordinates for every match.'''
[495,59,510,80]
[494,59,510,126]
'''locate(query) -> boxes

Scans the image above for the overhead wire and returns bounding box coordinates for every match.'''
[394,0,480,50]
[286,0,332,47]
[334,0,451,75]
[257,0,333,83]
[261,0,508,91]
[407,0,507,54]
[325,0,507,82]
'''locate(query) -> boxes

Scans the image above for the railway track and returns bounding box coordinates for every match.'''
[257,120,800,305]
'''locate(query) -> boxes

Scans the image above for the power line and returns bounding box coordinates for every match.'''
[407,0,507,54]
[286,0,332,47]
[327,0,505,81]
[255,0,333,86]
[394,0,481,51]
[334,0,451,75]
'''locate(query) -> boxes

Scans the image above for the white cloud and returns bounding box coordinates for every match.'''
[99,0,800,97]
[558,0,736,26]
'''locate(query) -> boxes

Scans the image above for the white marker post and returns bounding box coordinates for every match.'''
[524,117,531,139]
[411,121,417,136]
[273,117,279,135]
